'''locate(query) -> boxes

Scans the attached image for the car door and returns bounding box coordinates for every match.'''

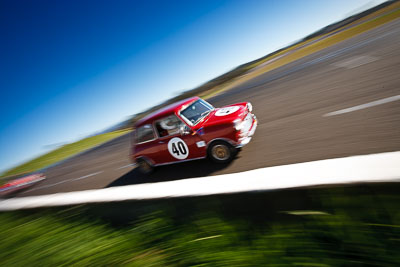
[153,115,205,164]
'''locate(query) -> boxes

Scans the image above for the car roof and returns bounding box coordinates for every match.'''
[135,96,199,127]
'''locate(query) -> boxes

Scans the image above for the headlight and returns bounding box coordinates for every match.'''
[246,102,253,112]
[234,119,244,130]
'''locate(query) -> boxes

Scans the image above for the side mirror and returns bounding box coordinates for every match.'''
[179,125,191,136]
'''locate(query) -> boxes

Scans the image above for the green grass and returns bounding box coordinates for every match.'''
[1,129,131,179]
[0,184,399,266]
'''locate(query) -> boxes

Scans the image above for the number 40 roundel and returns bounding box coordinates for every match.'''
[168,137,189,159]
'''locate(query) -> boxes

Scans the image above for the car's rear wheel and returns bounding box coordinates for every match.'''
[137,158,154,174]
[208,140,236,163]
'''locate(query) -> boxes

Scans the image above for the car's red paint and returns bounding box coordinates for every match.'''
[131,97,257,166]
[0,173,45,196]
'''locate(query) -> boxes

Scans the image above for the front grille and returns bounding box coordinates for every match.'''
[241,113,253,133]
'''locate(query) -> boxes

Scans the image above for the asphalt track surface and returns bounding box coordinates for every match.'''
[16,19,400,197]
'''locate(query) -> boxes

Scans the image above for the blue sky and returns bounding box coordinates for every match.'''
[0,0,386,172]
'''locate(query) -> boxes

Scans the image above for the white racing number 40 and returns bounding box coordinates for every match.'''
[168,137,189,159]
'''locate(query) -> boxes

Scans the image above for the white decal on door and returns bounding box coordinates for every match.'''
[168,137,189,159]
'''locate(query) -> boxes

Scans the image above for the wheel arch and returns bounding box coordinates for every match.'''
[135,155,155,167]
[206,138,236,152]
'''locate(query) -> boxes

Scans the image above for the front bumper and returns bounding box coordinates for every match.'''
[237,114,257,147]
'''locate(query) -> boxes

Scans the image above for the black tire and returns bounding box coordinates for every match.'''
[207,140,237,163]
[136,158,154,174]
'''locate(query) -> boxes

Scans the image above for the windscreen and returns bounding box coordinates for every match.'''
[180,99,214,125]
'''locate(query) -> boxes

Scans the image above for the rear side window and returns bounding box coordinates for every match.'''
[135,124,155,144]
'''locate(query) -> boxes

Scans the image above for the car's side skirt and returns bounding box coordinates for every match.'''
[154,156,207,167]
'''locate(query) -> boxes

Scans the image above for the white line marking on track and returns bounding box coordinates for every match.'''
[332,55,378,69]
[116,164,136,170]
[323,95,400,117]
[25,180,70,193]
[25,171,104,193]
[1,151,400,211]
[72,171,103,181]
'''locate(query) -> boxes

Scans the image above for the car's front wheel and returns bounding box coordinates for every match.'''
[136,158,154,174]
[208,140,237,163]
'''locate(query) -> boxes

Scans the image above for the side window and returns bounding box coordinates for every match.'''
[135,124,155,143]
[155,115,184,138]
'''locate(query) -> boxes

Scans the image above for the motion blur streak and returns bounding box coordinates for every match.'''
[1,2,400,265]
[1,151,399,211]
[323,94,400,116]
[13,17,400,197]
[1,183,400,265]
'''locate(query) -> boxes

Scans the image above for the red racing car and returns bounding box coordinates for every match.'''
[131,96,257,173]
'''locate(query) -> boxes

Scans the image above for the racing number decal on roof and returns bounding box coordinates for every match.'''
[168,137,189,159]
[215,106,239,116]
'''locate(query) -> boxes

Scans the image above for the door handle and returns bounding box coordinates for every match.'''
[159,141,165,144]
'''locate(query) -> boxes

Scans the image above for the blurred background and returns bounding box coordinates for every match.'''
[1,0,400,265]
